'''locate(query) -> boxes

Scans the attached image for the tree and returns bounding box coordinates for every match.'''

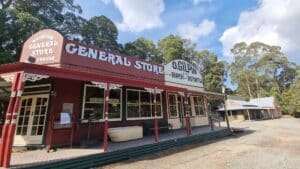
[229,41,297,100]
[157,35,185,63]
[193,50,226,93]
[123,37,160,62]
[81,15,121,51]
[281,68,300,114]
[0,0,85,63]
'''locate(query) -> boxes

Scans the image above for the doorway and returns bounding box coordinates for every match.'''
[13,94,49,146]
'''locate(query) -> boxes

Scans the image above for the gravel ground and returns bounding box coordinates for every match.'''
[102,117,300,169]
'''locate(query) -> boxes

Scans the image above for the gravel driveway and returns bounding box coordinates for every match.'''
[102,117,300,169]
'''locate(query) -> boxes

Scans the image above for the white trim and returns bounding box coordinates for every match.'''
[23,73,49,82]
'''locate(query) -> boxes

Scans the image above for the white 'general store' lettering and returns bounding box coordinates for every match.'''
[65,43,164,75]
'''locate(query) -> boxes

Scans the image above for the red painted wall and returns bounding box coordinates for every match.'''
[45,78,168,147]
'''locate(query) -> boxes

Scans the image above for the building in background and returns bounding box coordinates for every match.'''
[218,96,281,121]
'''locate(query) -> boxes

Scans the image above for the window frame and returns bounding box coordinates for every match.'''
[81,84,122,123]
[126,89,163,120]
[191,95,206,117]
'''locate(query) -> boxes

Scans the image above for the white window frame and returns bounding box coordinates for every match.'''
[126,89,163,120]
[167,93,181,118]
[81,84,122,123]
[191,95,206,117]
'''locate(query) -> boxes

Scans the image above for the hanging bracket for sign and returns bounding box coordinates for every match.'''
[0,74,15,83]
[92,81,122,90]
[144,87,164,94]
[23,73,49,82]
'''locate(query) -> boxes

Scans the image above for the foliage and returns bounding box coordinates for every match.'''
[81,15,121,52]
[157,35,185,63]
[0,0,85,63]
[281,68,300,114]
[123,37,159,62]
[193,50,226,93]
[229,42,297,100]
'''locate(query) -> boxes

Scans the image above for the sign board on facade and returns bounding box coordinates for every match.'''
[164,60,203,89]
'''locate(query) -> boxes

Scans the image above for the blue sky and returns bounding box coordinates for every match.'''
[77,0,257,60]
[75,0,300,88]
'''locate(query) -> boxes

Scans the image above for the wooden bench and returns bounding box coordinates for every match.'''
[143,120,170,135]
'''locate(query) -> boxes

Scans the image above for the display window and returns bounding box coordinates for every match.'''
[126,89,162,120]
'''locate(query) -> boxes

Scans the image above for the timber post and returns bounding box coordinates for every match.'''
[103,83,110,152]
[0,73,19,167]
[153,88,159,142]
[3,72,24,168]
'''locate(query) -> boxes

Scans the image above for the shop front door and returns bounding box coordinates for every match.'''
[13,94,49,146]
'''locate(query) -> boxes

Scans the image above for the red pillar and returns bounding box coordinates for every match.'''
[103,83,110,152]
[153,89,159,142]
[184,92,192,136]
[3,72,24,168]
[0,73,19,167]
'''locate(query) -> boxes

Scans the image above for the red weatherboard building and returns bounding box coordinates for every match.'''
[0,29,224,167]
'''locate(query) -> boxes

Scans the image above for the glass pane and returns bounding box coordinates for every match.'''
[108,104,120,119]
[127,104,139,118]
[27,98,32,106]
[156,105,162,117]
[24,117,29,125]
[25,107,31,114]
[21,100,26,106]
[31,126,37,135]
[169,95,176,105]
[156,94,161,104]
[35,106,40,115]
[109,89,121,103]
[141,105,151,117]
[85,86,104,103]
[40,106,46,115]
[39,116,45,125]
[42,98,48,106]
[36,98,41,106]
[33,116,38,125]
[37,126,43,135]
[16,127,22,135]
[21,126,27,135]
[127,90,139,103]
[20,107,25,116]
[170,105,177,117]
[140,92,151,104]
[17,117,23,125]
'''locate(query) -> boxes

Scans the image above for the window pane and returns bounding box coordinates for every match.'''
[140,92,151,104]
[127,90,139,103]
[108,103,121,119]
[141,104,151,117]
[169,95,176,105]
[127,104,139,118]
[156,105,162,117]
[85,86,104,103]
[170,105,177,117]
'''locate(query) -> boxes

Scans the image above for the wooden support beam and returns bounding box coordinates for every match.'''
[3,72,24,168]
[103,83,110,152]
[0,73,19,167]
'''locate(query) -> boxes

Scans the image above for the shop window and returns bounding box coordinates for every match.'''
[193,96,205,116]
[126,89,162,119]
[82,84,121,121]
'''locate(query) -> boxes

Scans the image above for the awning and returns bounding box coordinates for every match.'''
[0,62,185,92]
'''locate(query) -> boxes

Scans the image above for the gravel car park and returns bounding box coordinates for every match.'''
[103,117,300,169]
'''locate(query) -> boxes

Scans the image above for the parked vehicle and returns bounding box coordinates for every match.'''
[293,112,300,118]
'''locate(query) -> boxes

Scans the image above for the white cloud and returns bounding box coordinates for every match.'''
[177,19,216,41]
[111,0,164,32]
[220,0,300,62]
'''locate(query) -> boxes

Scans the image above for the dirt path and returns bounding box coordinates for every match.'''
[103,117,300,169]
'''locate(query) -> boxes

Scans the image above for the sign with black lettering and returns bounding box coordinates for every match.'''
[164,60,203,89]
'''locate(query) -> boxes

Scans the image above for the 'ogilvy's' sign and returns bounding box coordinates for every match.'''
[164,60,203,88]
